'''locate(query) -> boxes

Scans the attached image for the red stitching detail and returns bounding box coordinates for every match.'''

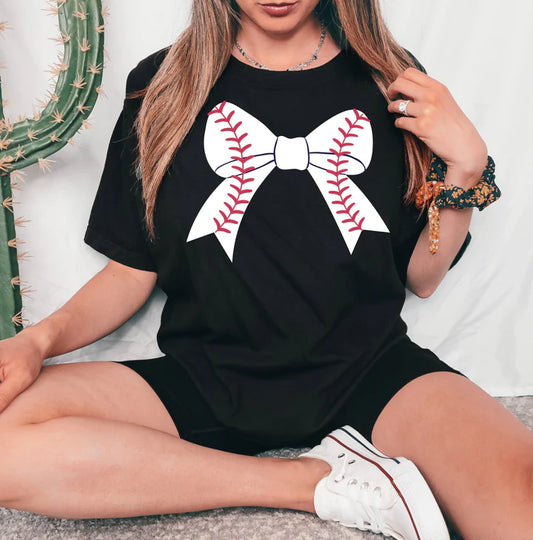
[327,109,369,233]
[207,101,256,234]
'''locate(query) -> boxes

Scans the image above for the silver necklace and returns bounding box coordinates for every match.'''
[234,22,327,71]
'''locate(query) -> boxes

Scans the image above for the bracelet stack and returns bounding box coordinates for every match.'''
[415,154,501,254]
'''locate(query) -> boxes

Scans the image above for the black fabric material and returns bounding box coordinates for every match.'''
[85,46,471,444]
[84,48,169,272]
[115,334,468,455]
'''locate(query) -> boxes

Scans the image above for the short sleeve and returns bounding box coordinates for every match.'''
[84,88,157,272]
[393,200,472,287]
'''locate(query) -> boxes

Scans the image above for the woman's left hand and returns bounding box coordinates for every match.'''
[386,68,488,188]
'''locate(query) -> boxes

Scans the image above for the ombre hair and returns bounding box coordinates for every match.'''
[129,0,431,242]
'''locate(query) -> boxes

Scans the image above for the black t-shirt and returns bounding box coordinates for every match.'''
[85,46,470,443]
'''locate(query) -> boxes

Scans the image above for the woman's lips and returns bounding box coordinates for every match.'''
[260,2,297,16]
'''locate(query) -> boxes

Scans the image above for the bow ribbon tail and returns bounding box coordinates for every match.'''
[187,165,274,261]
[307,169,389,253]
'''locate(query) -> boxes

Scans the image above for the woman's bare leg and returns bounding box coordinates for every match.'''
[1,416,328,519]
[371,371,533,540]
[0,361,330,519]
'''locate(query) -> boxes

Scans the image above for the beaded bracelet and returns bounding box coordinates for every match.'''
[414,154,501,254]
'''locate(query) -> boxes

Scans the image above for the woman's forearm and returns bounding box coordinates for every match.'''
[406,207,472,297]
[387,64,490,299]
[14,261,157,361]
[406,166,481,298]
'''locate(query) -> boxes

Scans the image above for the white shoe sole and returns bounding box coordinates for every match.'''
[315,425,450,540]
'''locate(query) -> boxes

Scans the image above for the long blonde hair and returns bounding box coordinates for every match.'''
[129,0,431,242]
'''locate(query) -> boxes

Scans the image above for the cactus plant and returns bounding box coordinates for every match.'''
[0,0,106,339]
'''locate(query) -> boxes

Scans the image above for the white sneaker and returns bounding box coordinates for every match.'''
[299,425,450,540]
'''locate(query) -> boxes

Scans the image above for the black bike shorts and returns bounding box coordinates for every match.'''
[113,337,468,456]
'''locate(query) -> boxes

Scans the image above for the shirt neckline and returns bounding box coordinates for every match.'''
[225,47,349,89]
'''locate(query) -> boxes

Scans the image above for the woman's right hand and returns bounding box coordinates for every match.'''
[0,332,44,414]
[0,261,158,416]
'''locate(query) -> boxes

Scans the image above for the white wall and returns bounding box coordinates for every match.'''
[382,0,533,395]
[1,0,531,395]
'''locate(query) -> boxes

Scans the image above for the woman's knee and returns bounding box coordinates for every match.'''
[370,370,531,458]
[369,371,533,528]
[0,362,99,428]
[0,361,180,437]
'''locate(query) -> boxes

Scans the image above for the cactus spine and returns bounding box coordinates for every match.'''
[0,0,105,339]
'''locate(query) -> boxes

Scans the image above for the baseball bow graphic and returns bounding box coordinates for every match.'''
[186,100,389,261]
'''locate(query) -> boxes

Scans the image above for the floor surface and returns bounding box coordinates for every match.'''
[1,396,531,540]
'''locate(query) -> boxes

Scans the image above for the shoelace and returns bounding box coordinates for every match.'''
[333,451,387,534]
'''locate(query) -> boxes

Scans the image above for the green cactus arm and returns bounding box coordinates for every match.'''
[0,0,104,173]
[0,177,22,338]
[0,0,105,339]
[0,78,22,337]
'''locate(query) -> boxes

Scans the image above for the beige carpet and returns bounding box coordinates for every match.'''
[1,396,531,540]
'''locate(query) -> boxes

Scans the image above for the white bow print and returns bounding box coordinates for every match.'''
[186,100,389,261]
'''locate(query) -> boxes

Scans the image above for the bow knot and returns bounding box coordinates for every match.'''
[187,100,389,261]
[274,136,309,170]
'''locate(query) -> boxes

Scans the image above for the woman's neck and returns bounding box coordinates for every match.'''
[232,16,340,70]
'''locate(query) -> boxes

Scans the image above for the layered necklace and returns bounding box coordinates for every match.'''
[234,22,327,71]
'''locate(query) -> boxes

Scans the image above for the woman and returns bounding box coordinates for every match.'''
[0,1,530,539]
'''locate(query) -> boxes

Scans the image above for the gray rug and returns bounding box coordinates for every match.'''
[1,396,531,540]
